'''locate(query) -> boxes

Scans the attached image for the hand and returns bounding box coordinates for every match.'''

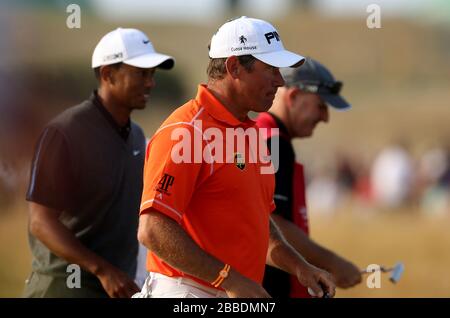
[295,263,336,298]
[222,270,272,298]
[328,257,362,289]
[96,263,141,298]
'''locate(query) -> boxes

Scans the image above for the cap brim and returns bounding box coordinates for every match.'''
[321,94,351,111]
[124,53,175,70]
[252,50,305,68]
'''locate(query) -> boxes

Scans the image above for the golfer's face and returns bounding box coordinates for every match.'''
[112,64,156,110]
[291,92,329,138]
[239,60,285,113]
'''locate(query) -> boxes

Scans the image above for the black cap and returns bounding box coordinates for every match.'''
[280,57,351,110]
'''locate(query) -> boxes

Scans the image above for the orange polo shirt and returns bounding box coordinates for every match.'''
[140,84,275,288]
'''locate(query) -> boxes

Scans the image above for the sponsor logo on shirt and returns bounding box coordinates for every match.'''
[156,173,175,195]
[234,153,246,171]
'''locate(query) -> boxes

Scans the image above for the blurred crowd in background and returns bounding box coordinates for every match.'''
[305,143,450,216]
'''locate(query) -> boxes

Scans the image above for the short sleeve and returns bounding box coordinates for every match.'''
[26,126,75,211]
[140,124,205,223]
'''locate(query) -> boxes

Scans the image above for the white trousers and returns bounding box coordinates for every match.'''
[132,272,228,298]
[134,243,148,289]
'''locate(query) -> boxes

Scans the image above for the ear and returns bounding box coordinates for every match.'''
[99,65,115,85]
[225,56,240,79]
[285,87,300,108]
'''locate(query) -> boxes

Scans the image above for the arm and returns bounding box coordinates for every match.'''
[138,209,271,298]
[272,214,362,288]
[266,217,336,298]
[29,202,140,298]
[267,134,360,289]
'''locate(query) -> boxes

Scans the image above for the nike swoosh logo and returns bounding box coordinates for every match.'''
[143,40,150,44]
[133,150,141,156]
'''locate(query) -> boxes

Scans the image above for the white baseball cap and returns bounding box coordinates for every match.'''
[92,28,174,69]
[209,16,304,68]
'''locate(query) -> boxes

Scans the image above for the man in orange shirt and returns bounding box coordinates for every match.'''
[134,17,336,298]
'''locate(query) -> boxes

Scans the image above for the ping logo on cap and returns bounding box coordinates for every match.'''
[264,31,280,44]
[239,35,247,44]
[208,16,304,68]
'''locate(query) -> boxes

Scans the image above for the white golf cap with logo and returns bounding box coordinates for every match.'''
[209,16,304,68]
[92,28,174,69]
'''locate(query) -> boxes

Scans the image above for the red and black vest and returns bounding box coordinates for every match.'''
[256,112,310,298]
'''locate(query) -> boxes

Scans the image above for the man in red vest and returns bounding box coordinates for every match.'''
[257,57,362,298]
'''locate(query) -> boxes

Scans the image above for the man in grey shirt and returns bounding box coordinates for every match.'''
[24,28,174,298]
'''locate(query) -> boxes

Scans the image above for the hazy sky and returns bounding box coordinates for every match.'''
[92,0,433,23]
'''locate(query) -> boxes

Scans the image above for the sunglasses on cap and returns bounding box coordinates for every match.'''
[291,81,343,95]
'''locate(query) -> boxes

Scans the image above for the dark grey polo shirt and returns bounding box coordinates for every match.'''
[25,92,146,297]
